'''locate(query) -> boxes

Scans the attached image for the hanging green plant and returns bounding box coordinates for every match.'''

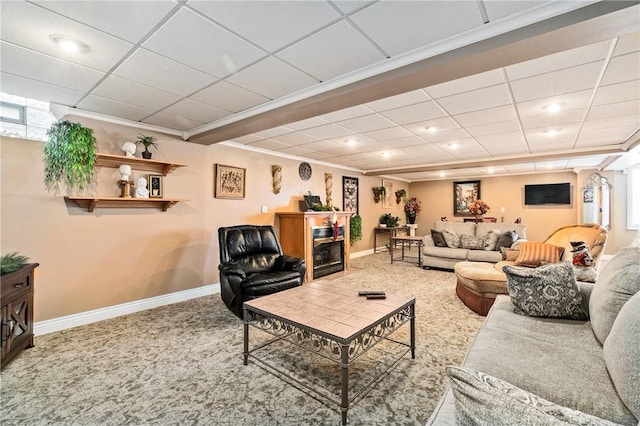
[350,214,362,246]
[44,120,97,193]
[1,252,29,275]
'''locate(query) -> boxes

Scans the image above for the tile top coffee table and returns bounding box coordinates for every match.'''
[243,280,416,425]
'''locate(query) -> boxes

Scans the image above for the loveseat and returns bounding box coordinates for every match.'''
[426,246,640,425]
[421,221,527,270]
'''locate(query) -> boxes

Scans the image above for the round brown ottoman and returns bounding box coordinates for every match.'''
[454,261,509,316]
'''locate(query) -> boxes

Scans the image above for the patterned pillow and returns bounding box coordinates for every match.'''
[482,229,502,251]
[430,229,447,247]
[460,234,485,250]
[496,230,518,250]
[514,241,564,267]
[441,228,461,248]
[500,247,520,262]
[446,366,620,426]
[502,262,588,319]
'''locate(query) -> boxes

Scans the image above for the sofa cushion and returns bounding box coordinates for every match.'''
[435,221,476,237]
[476,222,527,241]
[460,234,484,250]
[590,247,640,345]
[482,229,502,251]
[603,292,640,420]
[442,228,461,248]
[430,229,447,247]
[423,246,468,260]
[496,230,518,250]
[446,366,621,426]
[514,241,564,267]
[503,262,588,320]
[467,249,502,263]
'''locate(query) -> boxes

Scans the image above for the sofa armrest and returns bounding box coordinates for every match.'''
[274,255,305,272]
[577,281,595,315]
[218,263,246,279]
[423,235,435,247]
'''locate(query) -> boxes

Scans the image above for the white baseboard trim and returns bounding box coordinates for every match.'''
[34,284,220,336]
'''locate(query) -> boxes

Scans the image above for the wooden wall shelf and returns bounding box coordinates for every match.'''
[95,153,186,176]
[65,196,186,212]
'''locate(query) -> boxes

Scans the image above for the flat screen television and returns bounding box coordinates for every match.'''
[524,183,571,205]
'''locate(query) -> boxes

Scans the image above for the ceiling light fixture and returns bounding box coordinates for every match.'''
[439,171,446,178]
[544,103,561,113]
[544,129,559,137]
[346,138,356,147]
[382,151,390,159]
[426,126,437,133]
[488,167,494,174]
[49,34,87,53]
[448,143,459,150]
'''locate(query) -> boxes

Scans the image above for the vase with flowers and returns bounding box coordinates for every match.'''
[404,197,421,224]
[469,199,490,220]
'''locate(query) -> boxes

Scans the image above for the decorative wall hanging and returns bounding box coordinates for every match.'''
[215,164,245,199]
[271,165,282,194]
[342,176,359,213]
[148,174,163,198]
[324,173,333,208]
[453,180,480,216]
[299,162,312,181]
[382,180,393,209]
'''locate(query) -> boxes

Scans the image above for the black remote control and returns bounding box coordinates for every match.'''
[359,290,385,296]
[366,294,387,300]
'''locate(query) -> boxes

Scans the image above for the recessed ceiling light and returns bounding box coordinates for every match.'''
[382,151,390,158]
[425,126,437,133]
[439,171,446,178]
[544,103,561,113]
[49,34,87,53]
[488,167,494,174]
[346,138,356,147]
[544,129,559,137]
[448,143,459,150]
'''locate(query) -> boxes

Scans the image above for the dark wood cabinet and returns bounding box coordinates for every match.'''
[1,263,38,369]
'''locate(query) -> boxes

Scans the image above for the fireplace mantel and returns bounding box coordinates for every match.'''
[276,212,352,282]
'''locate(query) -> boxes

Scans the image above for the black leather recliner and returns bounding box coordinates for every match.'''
[218,225,306,318]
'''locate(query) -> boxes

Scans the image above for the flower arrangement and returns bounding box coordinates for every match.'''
[469,199,490,216]
[404,197,421,213]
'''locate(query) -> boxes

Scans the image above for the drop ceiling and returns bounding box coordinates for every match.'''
[1,0,639,181]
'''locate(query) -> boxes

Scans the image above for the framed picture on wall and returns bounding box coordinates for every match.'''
[148,174,163,198]
[342,176,359,213]
[382,179,393,209]
[215,164,246,199]
[453,180,480,216]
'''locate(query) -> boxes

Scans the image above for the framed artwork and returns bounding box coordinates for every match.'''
[215,164,246,199]
[148,174,163,198]
[382,179,393,209]
[453,180,481,216]
[342,176,359,213]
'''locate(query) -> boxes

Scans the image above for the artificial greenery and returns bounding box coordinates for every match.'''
[349,214,362,246]
[1,252,29,275]
[135,134,158,151]
[44,120,97,193]
[380,213,400,227]
[311,203,338,211]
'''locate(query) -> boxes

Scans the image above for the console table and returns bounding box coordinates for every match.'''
[373,226,407,253]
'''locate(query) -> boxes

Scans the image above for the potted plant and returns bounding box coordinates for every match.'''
[44,120,97,194]
[136,134,158,159]
[380,213,400,228]
[0,252,29,275]
[469,199,490,219]
[350,214,362,246]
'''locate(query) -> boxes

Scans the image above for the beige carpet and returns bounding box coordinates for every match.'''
[0,251,484,425]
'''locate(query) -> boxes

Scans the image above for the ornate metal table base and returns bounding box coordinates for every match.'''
[243,302,415,425]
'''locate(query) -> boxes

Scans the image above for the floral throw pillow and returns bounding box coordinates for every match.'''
[446,366,620,426]
[502,261,588,320]
[460,234,485,250]
[441,228,461,248]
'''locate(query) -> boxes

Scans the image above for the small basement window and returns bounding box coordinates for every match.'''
[0,92,54,141]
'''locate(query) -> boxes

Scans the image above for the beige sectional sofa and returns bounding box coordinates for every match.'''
[421,221,527,270]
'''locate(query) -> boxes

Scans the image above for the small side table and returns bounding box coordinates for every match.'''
[373,226,406,253]
[390,236,424,265]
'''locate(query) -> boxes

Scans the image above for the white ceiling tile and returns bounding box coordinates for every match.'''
[77,95,153,121]
[331,1,376,15]
[593,80,640,105]
[516,89,593,118]
[466,120,522,138]
[380,101,447,125]
[600,52,640,86]
[300,124,353,139]
[475,132,529,155]
[285,117,330,131]
[525,124,581,148]
[277,145,316,156]
[190,0,340,52]
[587,100,640,121]
[190,81,269,113]
[509,61,604,102]
[230,134,263,145]
[350,1,483,56]
[248,139,291,151]
[404,116,462,135]
[92,76,181,111]
[426,69,504,99]
[520,108,586,130]
[33,0,176,43]
[143,8,265,78]
[114,48,215,96]
[159,99,232,124]
[143,112,204,131]
[317,105,374,122]
[1,42,104,92]
[365,90,430,112]
[304,151,339,161]
[453,105,517,127]
[381,136,428,148]
[613,32,640,56]
[437,84,512,115]
[299,140,346,152]
[482,1,545,22]
[423,128,471,143]
[277,20,385,82]
[363,126,413,141]
[1,1,134,72]
[271,132,319,145]
[0,72,84,106]
[226,56,318,99]
[337,113,396,133]
[505,40,610,81]
[253,126,295,139]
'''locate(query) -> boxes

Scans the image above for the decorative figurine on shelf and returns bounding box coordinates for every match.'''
[135,176,150,199]
[119,164,131,181]
[122,141,136,157]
